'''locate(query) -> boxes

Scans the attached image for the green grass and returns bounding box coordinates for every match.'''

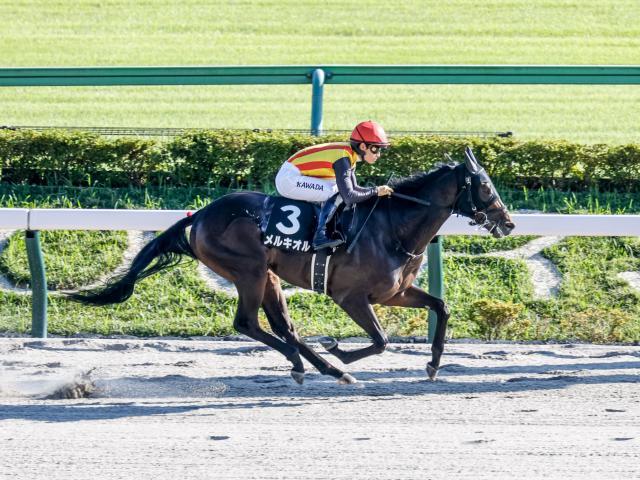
[0,230,128,289]
[2,85,640,144]
[534,237,640,342]
[419,256,535,338]
[542,237,640,311]
[0,184,639,342]
[0,262,240,337]
[0,184,234,210]
[1,0,640,143]
[443,235,538,255]
[3,1,638,66]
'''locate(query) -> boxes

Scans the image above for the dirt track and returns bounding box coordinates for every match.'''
[1,337,639,479]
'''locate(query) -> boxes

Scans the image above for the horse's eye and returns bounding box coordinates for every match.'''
[480,182,492,194]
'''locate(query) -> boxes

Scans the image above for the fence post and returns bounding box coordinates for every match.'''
[427,235,444,343]
[25,230,47,338]
[310,68,325,136]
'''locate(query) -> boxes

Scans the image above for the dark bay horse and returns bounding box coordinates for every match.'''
[70,148,515,384]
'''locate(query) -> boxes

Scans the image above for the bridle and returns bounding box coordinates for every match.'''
[452,165,508,235]
[383,166,508,257]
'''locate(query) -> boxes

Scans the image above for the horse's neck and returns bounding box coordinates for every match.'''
[393,170,458,255]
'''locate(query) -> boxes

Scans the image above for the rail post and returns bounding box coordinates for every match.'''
[310,68,325,135]
[25,230,47,338]
[427,235,444,343]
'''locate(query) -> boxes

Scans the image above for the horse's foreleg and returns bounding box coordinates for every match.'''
[321,296,388,366]
[382,285,450,380]
[262,272,347,383]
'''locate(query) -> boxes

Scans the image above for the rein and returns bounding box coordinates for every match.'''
[346,179,430,255]
[385,199,423,259]
[391,192,431,207]
[346,197,380,254]
[384,190,432,259]
[345,193,430,257]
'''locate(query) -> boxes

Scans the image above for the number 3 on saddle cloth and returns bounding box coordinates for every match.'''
[260,196,352,253]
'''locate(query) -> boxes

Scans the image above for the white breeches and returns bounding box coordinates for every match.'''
[275,161,338,202]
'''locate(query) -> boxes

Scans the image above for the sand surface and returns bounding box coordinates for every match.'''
[1,337,639,479]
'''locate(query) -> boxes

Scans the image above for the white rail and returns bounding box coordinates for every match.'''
[7,207,639,339]
[2,208,639,237]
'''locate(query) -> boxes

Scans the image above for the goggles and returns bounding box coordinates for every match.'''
[368,144,387,155]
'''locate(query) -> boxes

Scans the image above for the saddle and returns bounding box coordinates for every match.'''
[260,196,354,253]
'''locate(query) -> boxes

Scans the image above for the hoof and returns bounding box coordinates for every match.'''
[318,336,338,351]
[426,362,439,381]
[337,373,357,385]
[290,370,305,385]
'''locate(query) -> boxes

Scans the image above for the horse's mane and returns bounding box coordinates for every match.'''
[388,163,458,195]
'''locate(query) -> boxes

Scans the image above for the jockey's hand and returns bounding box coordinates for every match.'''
[377,185,394,196]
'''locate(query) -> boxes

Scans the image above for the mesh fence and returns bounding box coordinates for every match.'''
[1,125,513,139]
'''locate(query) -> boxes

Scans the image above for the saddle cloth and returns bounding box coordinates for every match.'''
[261,196,353,253]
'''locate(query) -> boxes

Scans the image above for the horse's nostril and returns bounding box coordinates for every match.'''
[505,222,516,230]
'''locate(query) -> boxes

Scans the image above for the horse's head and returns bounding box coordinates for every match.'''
[452,147,515,238]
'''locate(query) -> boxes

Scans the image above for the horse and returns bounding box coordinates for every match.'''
[69,147,515,384]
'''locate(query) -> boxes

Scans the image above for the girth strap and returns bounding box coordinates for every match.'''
[310,249,332,294]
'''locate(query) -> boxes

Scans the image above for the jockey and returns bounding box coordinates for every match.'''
[275,120,394,250]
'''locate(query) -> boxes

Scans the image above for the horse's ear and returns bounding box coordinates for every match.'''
[464,146,480,173]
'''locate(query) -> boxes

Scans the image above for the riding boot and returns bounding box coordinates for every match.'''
[312,195,344,250]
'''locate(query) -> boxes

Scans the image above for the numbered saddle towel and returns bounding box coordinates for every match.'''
[261,196,319,253]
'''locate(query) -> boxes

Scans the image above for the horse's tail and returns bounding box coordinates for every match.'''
[67,214,197,306]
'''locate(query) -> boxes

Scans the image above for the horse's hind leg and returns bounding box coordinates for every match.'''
[232,273,305,378]
[261,271,351,384]
[320,295,388,365]
[192,217,304,378]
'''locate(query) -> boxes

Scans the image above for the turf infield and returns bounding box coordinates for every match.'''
[1,0,639,143]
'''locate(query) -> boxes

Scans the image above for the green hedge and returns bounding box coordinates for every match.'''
[1,129,639,189]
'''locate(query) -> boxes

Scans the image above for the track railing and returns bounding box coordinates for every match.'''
[3,208,640,340]
[1,65,639,134]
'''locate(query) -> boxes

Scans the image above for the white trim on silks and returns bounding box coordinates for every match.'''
[310,253,316,289]
[323,254,331,294]
[275,161,337,202]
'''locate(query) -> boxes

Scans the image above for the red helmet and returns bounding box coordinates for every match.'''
[350,121,390,147]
